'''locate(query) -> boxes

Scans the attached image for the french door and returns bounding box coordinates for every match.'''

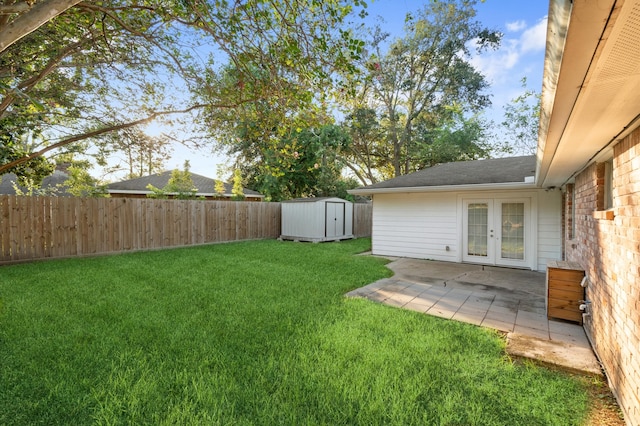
[462,199,530,268]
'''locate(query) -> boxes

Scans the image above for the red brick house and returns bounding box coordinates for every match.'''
[539,0,640,423]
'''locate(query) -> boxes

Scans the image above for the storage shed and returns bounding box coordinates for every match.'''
[280,197,354,242]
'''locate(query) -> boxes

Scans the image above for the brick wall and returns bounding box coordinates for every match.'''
[565,128,640,425]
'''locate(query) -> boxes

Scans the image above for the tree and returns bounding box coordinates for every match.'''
[1,0,368,177]
[353,0,500,177]
[62,164,109,198]
[232,124,353,201]
[231,169,245,201]
[410,109,492,169]
[147,160,199,199]
[214,179,226,198]
[500,78,541,156]
[0,127,55,187]
[96,129,172,180]
[340,107,388,185]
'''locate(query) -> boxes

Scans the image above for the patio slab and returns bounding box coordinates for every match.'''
[346,257,602,376]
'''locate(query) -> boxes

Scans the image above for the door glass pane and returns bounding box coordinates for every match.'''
[501,203,524,260]
[467,203,488,256]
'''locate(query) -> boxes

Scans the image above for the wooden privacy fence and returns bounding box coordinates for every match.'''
[0,196,372,264]
[0,196,281,263]
[352,203,372,238]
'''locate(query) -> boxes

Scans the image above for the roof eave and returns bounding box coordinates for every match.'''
[537,0,637,188]
[348,182,538,196]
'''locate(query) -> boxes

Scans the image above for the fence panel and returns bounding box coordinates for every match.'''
[0,196,283,264]
[353,203,373,238]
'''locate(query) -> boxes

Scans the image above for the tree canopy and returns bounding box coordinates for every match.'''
[0,0,368,180]
[1,0,527,198]
[338,0,501,183]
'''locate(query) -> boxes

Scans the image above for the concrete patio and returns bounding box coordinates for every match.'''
[347,257,602,375]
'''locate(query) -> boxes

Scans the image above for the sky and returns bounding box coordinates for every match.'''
[154,0,550,180]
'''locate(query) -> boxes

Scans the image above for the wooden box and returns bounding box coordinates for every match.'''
[546,261,585,324]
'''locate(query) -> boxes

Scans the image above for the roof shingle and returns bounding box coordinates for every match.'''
[354,155,536,191]
[106,171,263,196]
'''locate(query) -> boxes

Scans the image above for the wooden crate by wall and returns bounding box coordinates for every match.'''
[546,260,585,324]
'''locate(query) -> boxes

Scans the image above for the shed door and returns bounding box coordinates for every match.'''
[462,199,530,268]
[325,202,345,237]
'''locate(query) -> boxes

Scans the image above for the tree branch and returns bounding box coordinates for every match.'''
[0,0,83,54]
[0,2,30,15]
[0,104,208,174]
[0,39,87,117]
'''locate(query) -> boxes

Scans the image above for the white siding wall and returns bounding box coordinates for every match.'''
[536,189,563,271]
[371,189,562,272]
[372,192,459,262]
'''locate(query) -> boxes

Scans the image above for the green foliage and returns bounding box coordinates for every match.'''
[0,239,592,424]
[234,124,356,201]
[341,107,388,185]
[341,0,501,179]
[231,168,245,201]
[410,109,493,170]
[146,161,199,200]
[1,0,369,175]
[0,2,171,173]
[0,139,55,187]
[55,154,109,198]
[500,78,541,156]
[63,165,109,198]
[214,179,226,198]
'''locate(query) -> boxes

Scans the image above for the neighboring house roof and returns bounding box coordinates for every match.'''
[349,156,536,195]
[0,171,70,195]
[106,171,264,198]
[537,0,640,187]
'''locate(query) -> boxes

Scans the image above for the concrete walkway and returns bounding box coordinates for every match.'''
[347,257,602,375]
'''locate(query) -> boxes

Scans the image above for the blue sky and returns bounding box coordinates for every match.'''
[160,0,550,180]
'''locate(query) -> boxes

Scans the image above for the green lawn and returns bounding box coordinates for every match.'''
[0,239,590,425]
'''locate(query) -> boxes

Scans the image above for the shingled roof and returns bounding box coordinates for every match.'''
[350,155,537,194]
[106,171,263,198]
[0,171,71,195]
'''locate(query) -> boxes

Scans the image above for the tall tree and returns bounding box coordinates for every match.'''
[500,78,541,156]
[340,107,387,185]
[96,129,173,179]
[358,0,500,177]
[231,168,245,201]
[411,108,492,168]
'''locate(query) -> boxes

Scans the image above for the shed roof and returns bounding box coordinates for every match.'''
[349,156,536,195]
[282,197,348,203]
[106,171,263,197]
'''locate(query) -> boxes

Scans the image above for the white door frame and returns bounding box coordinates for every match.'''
[459,194,536,269]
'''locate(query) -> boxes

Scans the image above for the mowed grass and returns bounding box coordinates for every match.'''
[0,239,590,425]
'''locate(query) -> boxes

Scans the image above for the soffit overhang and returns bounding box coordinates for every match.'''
[537,0,640,187]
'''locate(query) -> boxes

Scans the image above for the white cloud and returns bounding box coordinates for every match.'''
[520,17,548,53]
[469,17,548,84]
[506,20,526,32]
